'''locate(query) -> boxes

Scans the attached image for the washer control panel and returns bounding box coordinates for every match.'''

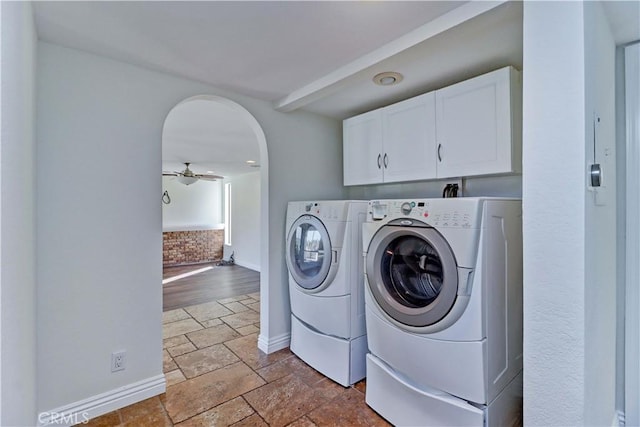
[289,200,359,222]
[302,201,342,220]
[368,198,482,229]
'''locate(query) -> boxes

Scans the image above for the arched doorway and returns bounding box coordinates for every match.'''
[161,95,269,332]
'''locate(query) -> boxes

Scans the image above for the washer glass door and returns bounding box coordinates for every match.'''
[286,215,332,290]
[367,223,458,327]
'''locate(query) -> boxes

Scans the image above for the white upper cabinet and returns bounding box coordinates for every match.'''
[435,66,521,178]
[343,109,383,186]
[343,93,436,186]
[343,66,521,186]
[382,92,437,183]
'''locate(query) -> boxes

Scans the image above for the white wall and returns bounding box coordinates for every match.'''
[224,172,260,271]
[523,2,619,425]
[247,97,344,352]
[584,2,618,425]
[0,2,37,425]
[346,175,522,200]
[162,176,223,231]
[37,42,165,415]
[36,41,343,415]
[522,2,587,425]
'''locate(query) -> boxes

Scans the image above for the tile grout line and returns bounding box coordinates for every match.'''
[237,394,266,426]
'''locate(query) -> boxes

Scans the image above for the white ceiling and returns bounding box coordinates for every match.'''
[602,0,640,46]
[162,98,261,177]
[33,1,467,106]
[32,1,639,178]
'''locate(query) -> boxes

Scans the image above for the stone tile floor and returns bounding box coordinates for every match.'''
[84,292,390,427]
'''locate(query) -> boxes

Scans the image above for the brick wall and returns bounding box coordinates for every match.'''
[163,229,224,266]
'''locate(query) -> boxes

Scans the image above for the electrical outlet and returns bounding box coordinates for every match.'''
[442,178,463,197]
[111,350,126,372]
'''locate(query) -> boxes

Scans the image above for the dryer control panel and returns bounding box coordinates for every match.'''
[367,198,483,229]
[288,201,345,221]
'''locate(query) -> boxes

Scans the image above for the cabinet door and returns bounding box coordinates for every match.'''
[343,109,383,186]
[382,92,437,183]
[435,67,521,179]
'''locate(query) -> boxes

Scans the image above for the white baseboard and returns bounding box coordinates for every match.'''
[37,374,166,426]
[234,259,260,272]
[258,332,290,354]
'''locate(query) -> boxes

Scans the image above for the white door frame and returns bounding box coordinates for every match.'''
[625,41,640,427]
[162,95,270,344]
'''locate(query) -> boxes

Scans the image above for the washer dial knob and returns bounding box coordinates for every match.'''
[401,202,412,215]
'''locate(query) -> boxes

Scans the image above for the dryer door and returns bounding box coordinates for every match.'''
[286,215,333,290]
[366,221,458,327]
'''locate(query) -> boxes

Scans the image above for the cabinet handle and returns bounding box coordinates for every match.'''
[383,153,388,168]
[437,144,442,162]
[377,154,382,169]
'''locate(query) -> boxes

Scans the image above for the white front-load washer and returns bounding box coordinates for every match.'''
[285,200,368,386]
[362,197,523,426]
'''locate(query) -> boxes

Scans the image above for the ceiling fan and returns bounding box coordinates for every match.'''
[162,162,223,185]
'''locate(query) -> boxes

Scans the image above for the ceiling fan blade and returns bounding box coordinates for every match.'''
[163,172,178,176]
[196,174,224,181]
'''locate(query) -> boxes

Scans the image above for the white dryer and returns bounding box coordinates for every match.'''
[362,197,523,426]
[285,200,368,386]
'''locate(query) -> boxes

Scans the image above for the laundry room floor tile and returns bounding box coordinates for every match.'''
[221,310,260,329]
[119,396,172,427]
[242,374,328,427]
[306,387,389,427]
[224,333,292,370]
[83,410,121,427]
[163,350,178,373]
[255,354,324,385]
[184,300,234,322]
[163,334,190,349]
[231,413,269,427]
[173,396,255,427]
[235,324,260,336]
[217,295,249,304]
[245,301,261,313]
[163,309,192,324]
[223,301,252,313]
[186,323,241,348]
[285,416,317,427]
[199,317,224,328]
[164,369,186,387]
[174,344,240,379]
[164,362,265,423]
[162,318,203,339]
[167,342,196,357]
[81,292,391,427]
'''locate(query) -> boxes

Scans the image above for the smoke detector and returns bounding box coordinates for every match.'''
[373,72,403,86]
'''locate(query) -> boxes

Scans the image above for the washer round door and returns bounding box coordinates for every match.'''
[286,215,332,291]
[366,220,459,328]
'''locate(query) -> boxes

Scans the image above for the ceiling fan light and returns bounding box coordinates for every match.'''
[177,175,198,185]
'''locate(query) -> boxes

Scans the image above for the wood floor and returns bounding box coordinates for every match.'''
[163,263,260,311]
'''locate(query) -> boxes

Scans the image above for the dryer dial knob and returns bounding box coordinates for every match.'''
[401,202,412,215]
